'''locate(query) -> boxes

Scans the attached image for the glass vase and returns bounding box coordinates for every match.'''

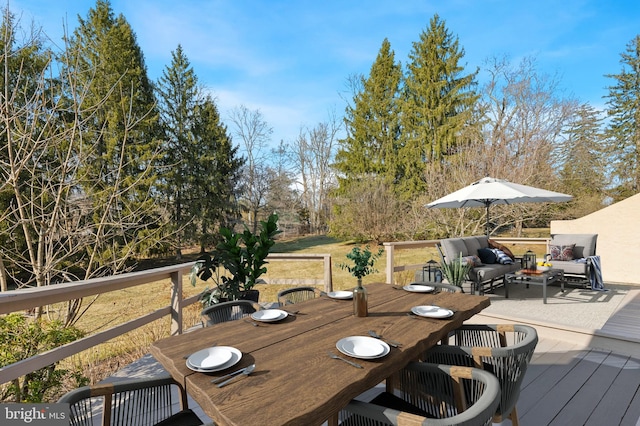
[353,278,368,317]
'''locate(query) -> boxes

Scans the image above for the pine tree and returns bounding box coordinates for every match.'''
[605,35,640,200]
[64,0,163,268]
[155,44,202,256]
[559,103,608,215]
[334,38,402,189]
[191,96,244,251]
[399,14,479,195]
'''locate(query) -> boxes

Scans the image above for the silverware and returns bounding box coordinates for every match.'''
[284,310,299,317]
[216,364,256,388]
[211,363,255,384]
[244,318,260,327]
[327,351,363,369]
[368,330,401,348]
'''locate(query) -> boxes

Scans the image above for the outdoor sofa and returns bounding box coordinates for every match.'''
[546,233,598,287]
[437,235,521,294]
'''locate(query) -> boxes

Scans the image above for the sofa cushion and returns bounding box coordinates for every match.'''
[463,237,485,258]
[551,260,588,275]
[440,238,469,262]
[477,247,497,264]
[470,263,520,282]
[549,234,597,258]
[550,244,575,261]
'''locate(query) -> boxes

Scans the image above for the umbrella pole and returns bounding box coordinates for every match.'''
[485,202,491,237]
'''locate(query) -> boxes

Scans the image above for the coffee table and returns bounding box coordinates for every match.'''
[504,269,565,304]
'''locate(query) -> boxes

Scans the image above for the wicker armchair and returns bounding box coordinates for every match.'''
[277,286,320,306]
[339,362,500,426]
[200,300,259,327]
[422,324,538,426]
[58,374,203,426]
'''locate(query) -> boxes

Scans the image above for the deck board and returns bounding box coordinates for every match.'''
[584,355,640,426]
[519,349,605,425]
[550,351,629,425]
[599,290,640,340]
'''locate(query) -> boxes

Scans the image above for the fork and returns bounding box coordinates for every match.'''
[327,351,363,368]
[244,318,260,327]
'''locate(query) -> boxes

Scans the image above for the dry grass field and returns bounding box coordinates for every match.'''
[58,232,548,388]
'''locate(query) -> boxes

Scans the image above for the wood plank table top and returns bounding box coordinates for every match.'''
[150,282,490,426]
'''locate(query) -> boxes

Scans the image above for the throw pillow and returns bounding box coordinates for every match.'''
[550,244,575,261]
[477,247,497,264]
[488,239,515,260]
[460,255,482,267]
[490,248,514,265]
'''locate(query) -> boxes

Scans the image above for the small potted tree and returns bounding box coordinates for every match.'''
[338,245,384,317]
[190,213,281,306]
[439,253,472,291]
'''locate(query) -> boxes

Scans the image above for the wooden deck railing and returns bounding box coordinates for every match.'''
[0,253,333,386]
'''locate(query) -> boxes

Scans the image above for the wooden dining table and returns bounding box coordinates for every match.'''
[149,282,490,426]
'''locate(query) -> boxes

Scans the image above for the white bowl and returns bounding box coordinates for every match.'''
[537,266,551,272]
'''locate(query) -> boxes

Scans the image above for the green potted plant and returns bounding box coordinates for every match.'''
[440,253,472,291]
[338,245,383,317]
[190,213,281,306]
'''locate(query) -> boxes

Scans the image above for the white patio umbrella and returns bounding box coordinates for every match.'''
[426,177,573,236]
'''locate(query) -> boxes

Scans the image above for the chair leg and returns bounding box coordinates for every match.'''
[510,406,520,426]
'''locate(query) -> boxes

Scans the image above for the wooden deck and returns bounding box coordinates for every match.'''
[516,336,640,426]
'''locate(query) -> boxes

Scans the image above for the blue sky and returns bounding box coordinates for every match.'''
[10,0,640,146]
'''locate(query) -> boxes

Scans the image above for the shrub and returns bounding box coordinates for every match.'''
[0,313,88,402]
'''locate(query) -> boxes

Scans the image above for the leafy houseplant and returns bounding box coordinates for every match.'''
[338,245,384,317]
[190,213,281,306]
[440,253,472,290]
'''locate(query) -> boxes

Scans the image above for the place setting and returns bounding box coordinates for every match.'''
[321,290,354,300]
[250,308,290,323]
[185,345,243,373]
[328,335,392,368]
[402,284,435,293]
[408,305,455,319]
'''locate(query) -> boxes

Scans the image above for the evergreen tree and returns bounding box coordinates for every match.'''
[155,44,202,257]
[400,14,479,195]
[559,103,608,215]
[64,0,163,269]
[191,96,244,251]
[605,35,640,200]
[334,38,402,189]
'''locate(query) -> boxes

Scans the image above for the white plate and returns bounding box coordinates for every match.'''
[403,284,435,293]
[336,336,390,359]
[328,291,353,299]
[411,305,454,319]
[186,346,242,372]
[251,309,288,322]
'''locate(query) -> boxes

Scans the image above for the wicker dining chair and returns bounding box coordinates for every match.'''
[339,362,501,426]
[58,374,203,426]
[200,300,260,327]
[422,324,538,426]
[277,286,319,306]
